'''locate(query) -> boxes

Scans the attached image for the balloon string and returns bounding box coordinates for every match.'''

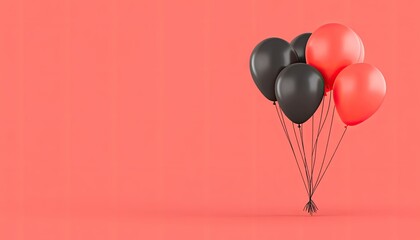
[299,124,312,197]
[274,102,309,194]
[314,96,324,151]
[311,93,332,156]
[293,123,310,192]
[309,96,324,191]
[310,93,332,190]
[310,116,314,193]
[312,106,335,197]
[313,126,347,193]
[292,123,305,165]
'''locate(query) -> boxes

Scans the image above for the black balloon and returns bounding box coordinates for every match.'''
[291,33,311,63]
[275,63,324,124]
[250,38,298,101]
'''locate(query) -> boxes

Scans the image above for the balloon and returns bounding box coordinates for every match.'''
[306,23,363,92]
[291,33,311,63]
[333,63,386,126]
[250,38,298,101]
[275,63,325,124]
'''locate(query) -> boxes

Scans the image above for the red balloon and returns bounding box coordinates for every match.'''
[333,63,386,126]
[306,23,364,92]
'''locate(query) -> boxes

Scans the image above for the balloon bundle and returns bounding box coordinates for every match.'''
[250,23,386,215]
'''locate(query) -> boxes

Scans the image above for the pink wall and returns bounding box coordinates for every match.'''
[0,0,419,238]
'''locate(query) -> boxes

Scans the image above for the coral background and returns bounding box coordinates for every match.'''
[0,0,419,239]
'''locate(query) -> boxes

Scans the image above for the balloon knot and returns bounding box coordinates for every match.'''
[273,101,276,105]
[298,124,301,128]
